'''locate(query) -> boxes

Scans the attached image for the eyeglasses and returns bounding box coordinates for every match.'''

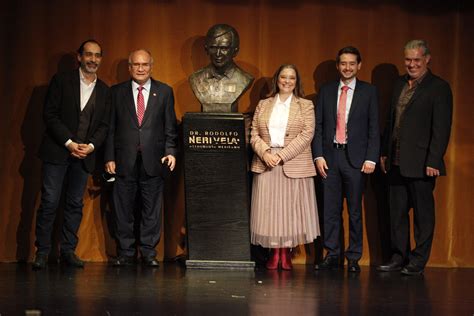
[130,63,152,69]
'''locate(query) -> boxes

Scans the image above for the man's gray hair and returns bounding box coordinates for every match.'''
[404,40,431,56]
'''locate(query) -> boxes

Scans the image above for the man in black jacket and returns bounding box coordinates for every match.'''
[33,40,109,270]
[377,40,453,275]
[105,49,178,267]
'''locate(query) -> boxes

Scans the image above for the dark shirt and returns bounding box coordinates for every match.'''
[391,72,427,165]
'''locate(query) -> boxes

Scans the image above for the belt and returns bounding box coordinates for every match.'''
[333,143,347,149]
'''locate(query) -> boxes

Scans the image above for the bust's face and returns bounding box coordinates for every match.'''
[206,32,237,70]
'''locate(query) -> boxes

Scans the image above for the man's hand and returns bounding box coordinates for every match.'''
[380,156,388,174]
[67,141,87,159]
[161,155,176,171]
[361,161,376,174]
[426,166,440,177]
[262,151,281,168]
[77,143,94,156]
[105,161,116,174]
[315,158,328,178]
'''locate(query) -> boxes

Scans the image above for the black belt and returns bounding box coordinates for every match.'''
[333,143,347,149]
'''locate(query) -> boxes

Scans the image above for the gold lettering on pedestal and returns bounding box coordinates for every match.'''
[188,129,241,150]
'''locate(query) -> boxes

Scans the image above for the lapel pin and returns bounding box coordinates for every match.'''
[153,93,157,96]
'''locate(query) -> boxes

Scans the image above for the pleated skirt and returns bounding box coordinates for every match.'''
[250,163,320,248]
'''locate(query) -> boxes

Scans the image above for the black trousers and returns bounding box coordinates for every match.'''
[35,159,89,255]
[322,148,365,260]
[113,153,164,258]
[388,166,436,268]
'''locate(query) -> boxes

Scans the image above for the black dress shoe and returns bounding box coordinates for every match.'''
[347,259,360,273]
[61,253,84,268]
[401,263,424,276]
[32,254,48,270]
[314,256,340,270]
[112,255,135,267]
[142,257,160,267]
[376,260,403,272]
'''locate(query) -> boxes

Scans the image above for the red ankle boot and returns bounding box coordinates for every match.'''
[281,248,293,270]
[266,248,280,270]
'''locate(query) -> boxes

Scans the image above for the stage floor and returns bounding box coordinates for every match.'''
[0,262,472,315]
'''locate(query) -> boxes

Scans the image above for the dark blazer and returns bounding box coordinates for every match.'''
[105,78,178,177]
[381,70,453,177]
[312,79,380,169]
[38,69,110,173]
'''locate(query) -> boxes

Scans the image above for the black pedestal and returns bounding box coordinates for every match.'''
[183,112,254,270]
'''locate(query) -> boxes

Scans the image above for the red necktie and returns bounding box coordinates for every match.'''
[336,85,350,144]
[137,86,145,126]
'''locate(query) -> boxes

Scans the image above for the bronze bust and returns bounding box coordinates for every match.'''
[189,24,254,113]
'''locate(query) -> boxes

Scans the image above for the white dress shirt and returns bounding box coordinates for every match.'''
[315,78,375,165]
[335,78,356,144]
[269,94,292,147]
[65,69,97,148]
[132,79,151,111]
[79,68,97,111]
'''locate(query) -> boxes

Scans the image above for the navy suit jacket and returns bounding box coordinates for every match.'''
[312,79,380,169]
[39,69,110,173]
[381,70,452,177]
[105,78,178,177]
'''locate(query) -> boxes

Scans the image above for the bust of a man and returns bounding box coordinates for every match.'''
[189,24,254,113]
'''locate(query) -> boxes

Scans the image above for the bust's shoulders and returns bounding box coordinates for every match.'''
[189,66,210,81]
[233,65,254,82]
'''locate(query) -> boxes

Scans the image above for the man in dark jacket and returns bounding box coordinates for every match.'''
[33,39,109,270]
[377,40,453,275]
[312,46,380,273]
[105,49,178,267]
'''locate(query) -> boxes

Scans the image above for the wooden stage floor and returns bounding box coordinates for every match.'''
[0,262,472,315]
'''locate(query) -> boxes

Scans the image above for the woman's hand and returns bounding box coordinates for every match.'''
[263,151,281,168]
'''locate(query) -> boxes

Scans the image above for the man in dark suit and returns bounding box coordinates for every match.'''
[33,39,109,270]
[105,49,178,267]
[377,40,452,276]
[312,46,380,272]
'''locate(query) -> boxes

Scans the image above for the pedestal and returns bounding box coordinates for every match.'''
[183,112,254,270]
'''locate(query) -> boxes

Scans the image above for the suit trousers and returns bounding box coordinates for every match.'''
[388,166,436,268]
[322,147,364,260]
[113,153,164,258]
[35,159,89,255]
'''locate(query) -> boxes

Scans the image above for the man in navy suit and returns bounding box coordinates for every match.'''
[377,40,452,275]
[105,49,178,267]
[33,39,110,270]
[312,46,380,272]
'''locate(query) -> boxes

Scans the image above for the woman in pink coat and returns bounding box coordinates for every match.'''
[250,64,320,270]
